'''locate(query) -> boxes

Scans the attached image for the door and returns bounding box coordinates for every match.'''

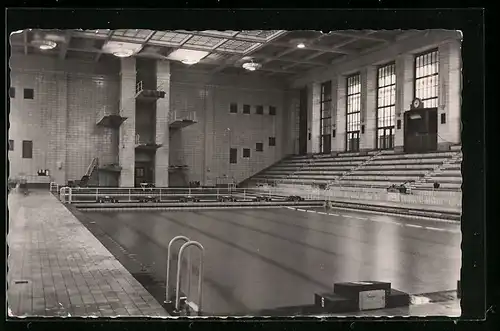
[321,134,331,154]
[135,163,154,187]
[378,127,394,150]
[347,132,360,152]
[298,87,308,155]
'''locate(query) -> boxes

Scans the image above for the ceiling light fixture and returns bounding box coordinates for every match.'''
[242,62,262,71]
[32,40,57,50]
[296,42,306,48]
[181,59,199,65]
[168,49,209,65]
[112,49,135,58]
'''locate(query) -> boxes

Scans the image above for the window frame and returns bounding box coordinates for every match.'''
[229,148,238,164]
[256,142,264,152]
[255,105,264,115]
[345,73,361,152]
[243,104,251,114]
[269,106,276,116]
[22,140,33,159]
[413,48,439,108]
[243,148,251,158]
[375,62,396,150]
[229,103,238,114]
[8,139,14,151]
[23,88,34,100]
[319,80,333,153]
[268,137,276,147]
[9,87,15,98]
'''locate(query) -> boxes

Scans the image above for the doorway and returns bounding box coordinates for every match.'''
[135,162,155,187]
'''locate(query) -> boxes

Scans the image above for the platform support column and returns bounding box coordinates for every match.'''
[119,57,136,187]
[155,60,171,187]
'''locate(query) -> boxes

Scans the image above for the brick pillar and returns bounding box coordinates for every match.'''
[394,54,414,152]
[309,82,321,154]
[361,66,377,150]
[118,58,136,187]
[155,60,170,187]
[438,40,461,148]
[335,75,346,152]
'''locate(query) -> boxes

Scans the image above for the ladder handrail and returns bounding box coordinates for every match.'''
[165,236,190,303]
[85,157,99,177]
[175,241,205,315]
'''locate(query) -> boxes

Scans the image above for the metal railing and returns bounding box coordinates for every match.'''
[325,150,383,190]
[410,151,463,189]
[56,186,287,204]
[168,110,197,124]
[165,236,205,316]
[50,182,60,193]
[59,186,73,204]
[85,157,99,177]
[136,80,166,97]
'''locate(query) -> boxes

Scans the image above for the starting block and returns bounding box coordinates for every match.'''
[315,281,410,313]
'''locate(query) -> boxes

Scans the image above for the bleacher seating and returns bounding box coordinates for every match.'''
[250,146,462,193]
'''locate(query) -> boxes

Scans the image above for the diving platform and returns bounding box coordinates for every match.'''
[96,114,127,128]
[98,163,122,173]
[135,81,166,101]
[169,111,197,129]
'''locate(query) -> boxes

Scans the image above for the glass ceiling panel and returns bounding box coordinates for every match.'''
[217,39,260,53]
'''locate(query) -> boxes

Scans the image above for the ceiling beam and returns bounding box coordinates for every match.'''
[59,31,72,60]
[280,34,364,71]
[94,30,114,62]
[328,31,391,42]
[254,55,328,67]
[269,42,353,55]
[184,30,287,44]
[258,32,329,66]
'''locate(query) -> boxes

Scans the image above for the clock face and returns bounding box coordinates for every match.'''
[412,98,421,108]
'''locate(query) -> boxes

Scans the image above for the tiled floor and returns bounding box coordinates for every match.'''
[325,299,460,317]
[7,190,168,317]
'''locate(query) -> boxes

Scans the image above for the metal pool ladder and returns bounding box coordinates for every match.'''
[165,236,205,316]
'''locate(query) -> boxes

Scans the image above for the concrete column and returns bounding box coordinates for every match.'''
[361,66,377,150]
[118,57,136,187]
[155,60,171,187]
[335,75,346,152]
[309,82,321,154]
[56,72,68,185]
[283,89,299,155]
[330,78,338,151]
[306,83,313,153]
[394,54,414,151]
[438,40,461,148]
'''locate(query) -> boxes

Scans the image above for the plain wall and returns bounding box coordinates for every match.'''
[169,68,290,185]
[8,54,120,185]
